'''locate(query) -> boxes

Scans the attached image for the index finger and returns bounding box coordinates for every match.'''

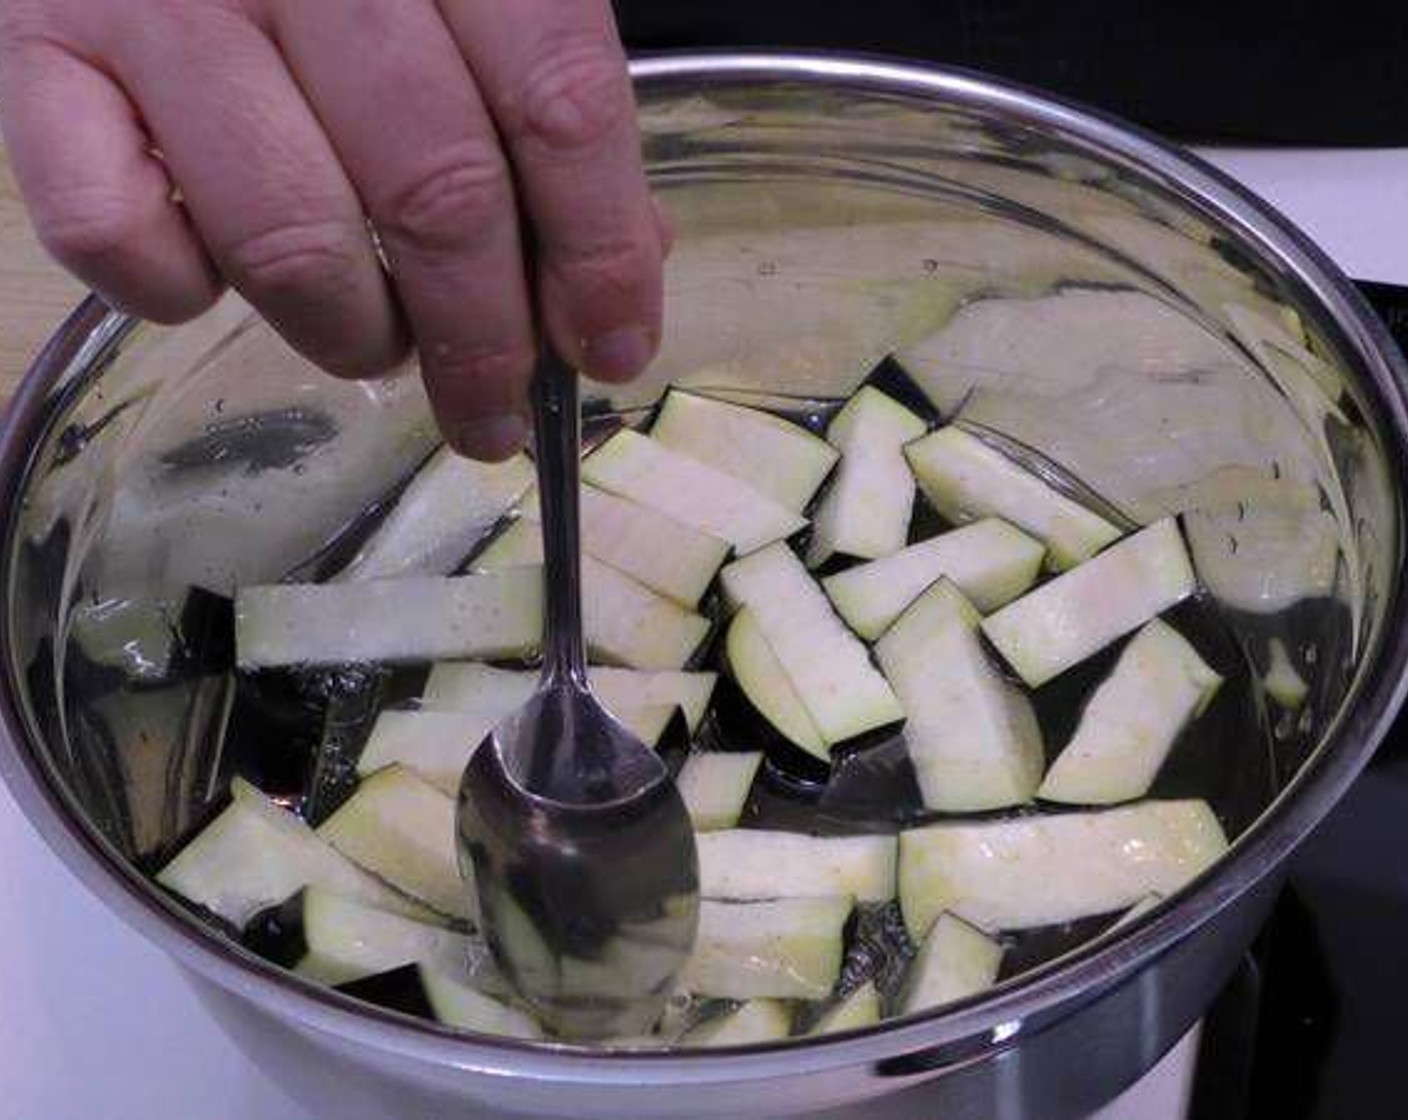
[441,0,664,383]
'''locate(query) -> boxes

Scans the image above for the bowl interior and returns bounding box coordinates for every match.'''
[2,60,1402,1046]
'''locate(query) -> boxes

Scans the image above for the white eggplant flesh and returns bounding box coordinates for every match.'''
[583,429,806,554]
[1039,619,1222,805]
[898,799,1228,938]
[823,519,1045,640]
[235,570,543,668]
[905,426,1121,570]
[723,543,902,745]
[696,830,897,903]
[982,518,1197,687]
[650,389,838,511]
[807,387,927,567]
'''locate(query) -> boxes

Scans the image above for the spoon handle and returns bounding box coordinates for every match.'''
[531,347,588,689]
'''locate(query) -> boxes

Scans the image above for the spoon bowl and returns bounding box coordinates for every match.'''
[456,350,699,1040]
[459,686,698,1039]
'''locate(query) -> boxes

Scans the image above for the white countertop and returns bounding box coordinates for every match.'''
[2,146,1406,1120]
[1201,148,1408,285]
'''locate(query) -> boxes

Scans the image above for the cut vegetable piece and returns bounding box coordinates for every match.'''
[822,519,1045,640]
[422,663,717,733]
[1110,893,1163,931]
[472,518,542,570]
[608,704,681,749]
[356,706,678,795]
[650,389,839,511]
[156,777,431,928]
[336,449,533,581]
[417,965,541,1038]
[982,518,1198,687]
[807,387,927,568]
[1263,638,1309,711]
[247,888,469,986]
[520,484,730,607]
[876,580,1043,813]
[681,896,852,1000]
[697,830,896,903]
[583,430,806,554]
[808,982,882,1036]
[677,752,764,831]
[899,913,1003,1015]
[317,765,471,923]
[470,546,709,668]
[579,556,711,671]
[1039,619,1223,806]
[682,1000,793,1047]
[235,570,543,669]
[722,543,902,745]
[905,426,1123,570]
[872,577,981,663]
[590,668,718,733]
[725,608,827,760]
[899,800,1228,937]
[357,710,496,793]
[421,663,537,715]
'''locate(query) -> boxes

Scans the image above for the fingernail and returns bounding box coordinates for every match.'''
[583,326,655,382]
[455,413,528,461]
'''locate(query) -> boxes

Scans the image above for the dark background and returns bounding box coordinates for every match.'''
[615,0,1408,144]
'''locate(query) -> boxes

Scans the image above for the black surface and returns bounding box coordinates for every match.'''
[1357,282,1408,353]
[1190,954,1264,1120]
[615,1,1408,144]
[1243,741,1408,1119]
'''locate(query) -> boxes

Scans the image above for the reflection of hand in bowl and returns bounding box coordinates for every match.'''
[3,54,1407,1120]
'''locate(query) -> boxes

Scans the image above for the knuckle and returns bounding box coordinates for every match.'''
[421,338,531,402]
[509,37,632,154]
[551,236,658,310]
[221,219,364,302]
[35,189,148,269]
[376,144,511,255]
[141,0,251,36]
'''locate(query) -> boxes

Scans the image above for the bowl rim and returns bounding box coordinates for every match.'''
[3,48,1408,1084]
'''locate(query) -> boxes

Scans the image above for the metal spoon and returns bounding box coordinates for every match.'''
[456,348,699,1041]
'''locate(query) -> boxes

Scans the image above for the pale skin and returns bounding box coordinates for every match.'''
[0,0,667,460]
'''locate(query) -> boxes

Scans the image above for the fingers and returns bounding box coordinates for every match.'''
[441,0,665,383]
[0,37,221,322]
[269,0,532,460]
[102,11,405,379]
[2,1,659,461]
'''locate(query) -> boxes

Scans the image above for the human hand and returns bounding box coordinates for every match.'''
[0,0,667,459]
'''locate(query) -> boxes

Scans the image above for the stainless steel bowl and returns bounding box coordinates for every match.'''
[3,52,1407,1120]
